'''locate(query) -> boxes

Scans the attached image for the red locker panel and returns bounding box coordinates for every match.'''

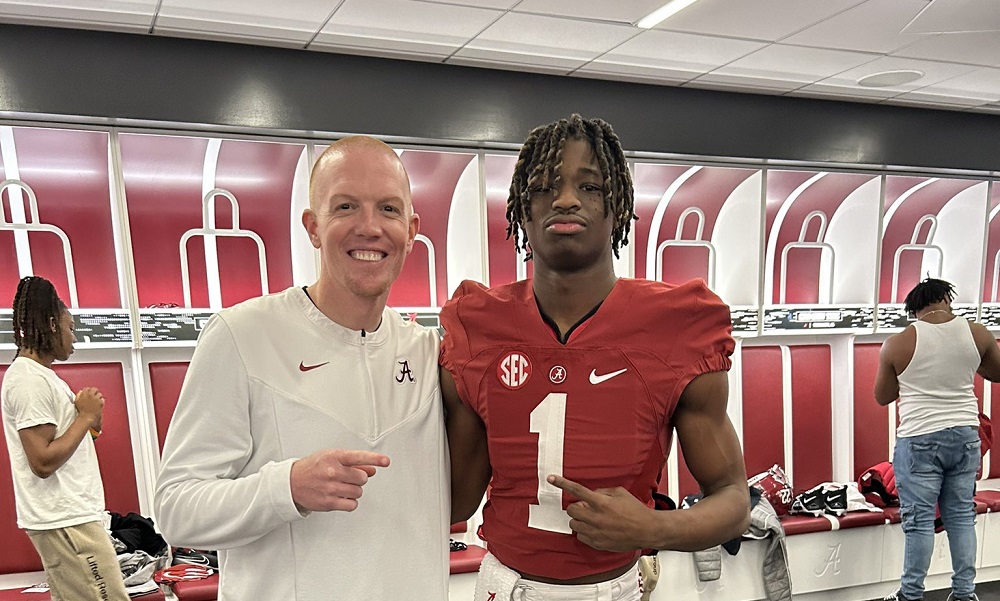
[740,345,832,492]
[0,127,121,308]
[212,140,299,307]
[879,177,979,303]
[790,345,832,491]
[853,343,889,476]
[765,171,876,304]
[121,135,206,307]
[148,362,189,452]
[0,362,139,574]
[121,135,299,308]
[484,155,531,286]
[633,164,755,284]
[985,184,1000,302]
[991,375,1000,479]
[740,346,785,481]
[632,163,694,282]
[389,150,474,308]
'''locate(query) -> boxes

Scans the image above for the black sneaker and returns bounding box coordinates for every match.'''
[946,593,979,601]
[882,588,922,601]
[823,484,848,517]
[790,485,825,517]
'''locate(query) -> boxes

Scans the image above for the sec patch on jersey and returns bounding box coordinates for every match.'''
[497,351,531,389]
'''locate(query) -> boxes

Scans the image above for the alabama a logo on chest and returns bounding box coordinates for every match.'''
[497,352,531,390]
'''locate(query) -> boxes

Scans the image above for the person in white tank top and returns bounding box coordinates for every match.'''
[874,278,1000,601]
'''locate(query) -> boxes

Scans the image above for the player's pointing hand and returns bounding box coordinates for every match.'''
[548,474,656,552]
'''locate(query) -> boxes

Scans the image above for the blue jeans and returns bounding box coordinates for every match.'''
[894,426,980,600]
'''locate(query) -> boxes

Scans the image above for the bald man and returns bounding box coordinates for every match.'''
[155,137,450,601]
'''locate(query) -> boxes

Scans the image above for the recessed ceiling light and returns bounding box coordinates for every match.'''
[857,70,925,87]
[636,0,701,29]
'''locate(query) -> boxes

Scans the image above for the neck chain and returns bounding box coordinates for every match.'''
[918,309,950,321]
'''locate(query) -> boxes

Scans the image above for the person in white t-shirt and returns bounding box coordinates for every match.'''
[154,136,450,600]
[1,275,128,601]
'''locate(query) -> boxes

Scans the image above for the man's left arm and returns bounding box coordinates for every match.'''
[874,336,901,406]
[549,370,749,552]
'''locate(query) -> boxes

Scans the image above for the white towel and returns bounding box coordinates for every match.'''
[474,552,521,601]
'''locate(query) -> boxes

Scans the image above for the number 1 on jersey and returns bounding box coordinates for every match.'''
[528,392,572,534]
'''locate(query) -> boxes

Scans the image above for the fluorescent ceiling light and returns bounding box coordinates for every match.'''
[636,0,701,29]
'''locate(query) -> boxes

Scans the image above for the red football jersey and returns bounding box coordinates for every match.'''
[440,277,734,580]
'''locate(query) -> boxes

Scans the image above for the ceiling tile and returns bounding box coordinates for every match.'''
[899,66,1000,102]
[783,0,930,54]
[452,46,586,71]
[787,87,891,102]
[682,78,794,95]
[650,0,867,42]
[156,0,334,43]
[816,55,980,93]
[888,92,989,108]
[4,0,998,114]
[704,44,878,86]
[512,0,670,25]
[0,0,156,31]
[582,30,766,81]
[459,12,638,64]
[690,73,809,92]
[420,0,518,9]
[903,0,1000,33]
[310,44,446,64]
[444,55,572,76]
[891,30,1000,67]
[572,68,689,86]
[309,37,453,58]
[313,0,502,56]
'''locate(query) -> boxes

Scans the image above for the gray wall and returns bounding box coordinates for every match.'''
[1,23,999,173]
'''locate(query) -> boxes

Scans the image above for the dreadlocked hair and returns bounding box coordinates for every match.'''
[12,276,66,358]
[903,277,955,317]
[505,114,636,259]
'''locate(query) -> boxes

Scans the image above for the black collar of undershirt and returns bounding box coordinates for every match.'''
[535,296,603,345]
[303,286,381,336]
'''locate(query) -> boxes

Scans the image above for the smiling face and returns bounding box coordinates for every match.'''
[521,137,614,274]
[303,140,419,302]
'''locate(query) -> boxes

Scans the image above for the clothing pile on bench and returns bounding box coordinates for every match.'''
[105,511,170,597]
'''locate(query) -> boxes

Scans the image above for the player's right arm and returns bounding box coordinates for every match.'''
[17,387,103,478]
[442,367,491,523]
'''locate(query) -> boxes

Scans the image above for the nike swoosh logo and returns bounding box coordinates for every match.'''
[589,368,627,385]
[298,361,329,372]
